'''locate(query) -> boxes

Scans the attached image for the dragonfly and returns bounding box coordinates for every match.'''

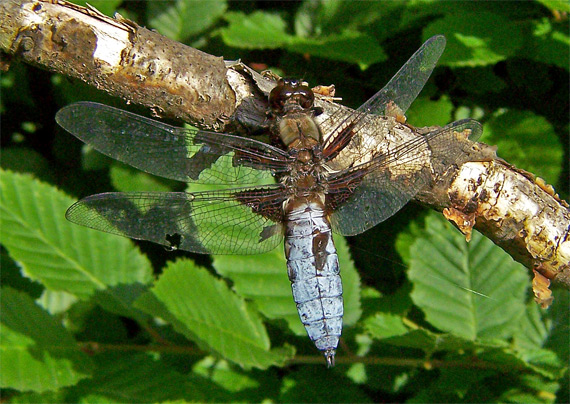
[56,35,482,367]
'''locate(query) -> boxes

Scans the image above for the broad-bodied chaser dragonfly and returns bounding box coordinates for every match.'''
[56,35,481,366]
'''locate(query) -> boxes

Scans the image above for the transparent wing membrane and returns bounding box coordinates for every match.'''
[56,102,289,185]
[66,187,286,255]
[322,35,447,162]
[329,119,482,235]
[358,35,446,116]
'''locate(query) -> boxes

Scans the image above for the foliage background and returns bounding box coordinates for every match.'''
[1,0,568,402]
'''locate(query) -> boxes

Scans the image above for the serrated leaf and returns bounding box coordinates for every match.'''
[423,12,523,67]
[479,345,565,380]
[406,96,453,127]
[370,320,565,379]
[135,259,294,369]
[214,247,301,333]
[220,11,291,49]
[405,213,529,341]
[514,347,565,379]
[213,235,361,335]
[369,326,508,352]
[148,0,227,41]
[0,287,93,392]
[0,170,153,300]
[482,110,563,184]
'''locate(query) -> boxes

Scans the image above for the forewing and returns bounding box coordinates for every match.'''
[329,119,482,236]
[321,36,446,162]
[65,187,286,255]
[358,35,446,116]
[56,102,290,185]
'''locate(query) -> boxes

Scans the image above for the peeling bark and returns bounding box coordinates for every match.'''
[0,0,236,131]
[445,160,570,291]
[1,0,568,294]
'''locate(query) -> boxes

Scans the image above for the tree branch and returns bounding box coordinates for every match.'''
[2,0,568,295]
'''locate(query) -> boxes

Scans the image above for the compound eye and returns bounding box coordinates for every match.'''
[298,87,315,109]
[269,82,287,112]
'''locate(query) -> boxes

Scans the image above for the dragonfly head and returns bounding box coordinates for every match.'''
[269,78,315,115]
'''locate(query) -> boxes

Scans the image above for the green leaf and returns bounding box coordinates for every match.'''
[214,246,301,333]
[406,95,453,127]
[288,31,386,70]
[1,250,44,298]
[514,347,565,379]
[1,148,54,183]
[405,213,529,341]
[409,368,494,403]
[148,0,227,41]
[279,367,371,403]
[294,0,399,37]
[545,288,569,363]
[499,374,560,404]
[364,313,408,339]
[370,320,564,380]
[213,235,362,335]
[220,11,291,49]
[0,170,153,299]
[220,11,386,68]
[8,391,67,403]
[482,110,563,184]
[368,326,508,352]
[36,289,79,315]
[192,357,260,393]
[70,353,224,402]
[521,18,570,71]
[513,302,549,350]
[0,287,93,392]
[423,12,523,67]
[135,259,294,369]
[536,0,570,13]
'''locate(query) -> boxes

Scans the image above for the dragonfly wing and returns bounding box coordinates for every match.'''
[321,36,447,164]
[329,119,482,236]
[358,35,447,116]
[56,102,290,185]
[66,186,287,255]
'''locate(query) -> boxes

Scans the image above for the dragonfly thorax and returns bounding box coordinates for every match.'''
[269,78,323,149]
